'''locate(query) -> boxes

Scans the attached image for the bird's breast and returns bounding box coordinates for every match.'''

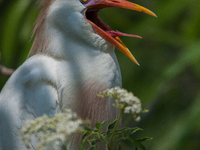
[57,50,121,124]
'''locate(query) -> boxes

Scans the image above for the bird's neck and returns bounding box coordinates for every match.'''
[29,0,114,60]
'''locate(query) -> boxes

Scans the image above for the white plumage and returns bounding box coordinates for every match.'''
[0,0,156,149]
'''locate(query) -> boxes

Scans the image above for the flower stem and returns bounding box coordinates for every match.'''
[108,109,123,149]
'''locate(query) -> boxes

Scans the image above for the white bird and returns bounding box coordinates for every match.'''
[0,0,156,149]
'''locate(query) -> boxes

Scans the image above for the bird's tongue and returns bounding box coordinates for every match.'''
[106,30,142,38]
[87,19,141,65]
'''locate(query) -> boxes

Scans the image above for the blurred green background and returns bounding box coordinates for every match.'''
[0,0,200,149]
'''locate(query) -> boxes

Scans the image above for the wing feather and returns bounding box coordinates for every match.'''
[0,55,60,150]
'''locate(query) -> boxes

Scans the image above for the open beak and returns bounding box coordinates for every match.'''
[84,0,156,65]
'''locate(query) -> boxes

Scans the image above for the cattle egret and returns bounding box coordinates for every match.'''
[0,0,156,149]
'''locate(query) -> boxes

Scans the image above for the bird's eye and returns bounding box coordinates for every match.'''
[80,0,90,4]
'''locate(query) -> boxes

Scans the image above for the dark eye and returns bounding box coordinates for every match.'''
[80,0,90,4]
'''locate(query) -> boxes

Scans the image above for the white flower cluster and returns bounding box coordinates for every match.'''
[98,87,142,120]
[20,109,83,150]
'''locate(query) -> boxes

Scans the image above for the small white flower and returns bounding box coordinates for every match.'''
[124,106,133,113]
[98,87,143,120]
[20,109,83,150]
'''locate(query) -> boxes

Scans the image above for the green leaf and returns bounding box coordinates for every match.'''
[100,121,109,129]
[101,131,106,136]
[82,132,89,140]
[107,119,117,131]
[84,126,92,132]
[106,130,111,137]
[129,127,143,135]
[88,139,101,145]
[93,128,98,132]
[115,127,131,135]
[128,138,146,150]
[95,122,100,130]
[81,131,95,150]
[134,141,146,150]
[137,137,153,142]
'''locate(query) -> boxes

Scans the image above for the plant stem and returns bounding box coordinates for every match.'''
[108,110,123,149]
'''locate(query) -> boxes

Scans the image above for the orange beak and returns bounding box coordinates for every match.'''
[84,0,157,65]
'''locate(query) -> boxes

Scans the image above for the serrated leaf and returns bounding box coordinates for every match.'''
[107,119,117,131]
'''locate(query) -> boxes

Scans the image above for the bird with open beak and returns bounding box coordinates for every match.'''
[0,0,156,149]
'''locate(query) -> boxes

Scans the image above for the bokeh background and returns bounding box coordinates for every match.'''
[0,0,200,149]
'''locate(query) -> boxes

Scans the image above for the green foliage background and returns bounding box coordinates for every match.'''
[0,0,200,149]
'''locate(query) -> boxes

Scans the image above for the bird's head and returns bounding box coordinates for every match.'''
[30,0,156,64]
[81,0,156,65]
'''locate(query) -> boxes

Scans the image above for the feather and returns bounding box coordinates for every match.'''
[0,0,121,149]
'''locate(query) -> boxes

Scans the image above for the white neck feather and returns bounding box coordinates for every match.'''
[30,0,114,60]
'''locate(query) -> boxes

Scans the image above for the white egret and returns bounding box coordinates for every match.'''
[0,0,156,149]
